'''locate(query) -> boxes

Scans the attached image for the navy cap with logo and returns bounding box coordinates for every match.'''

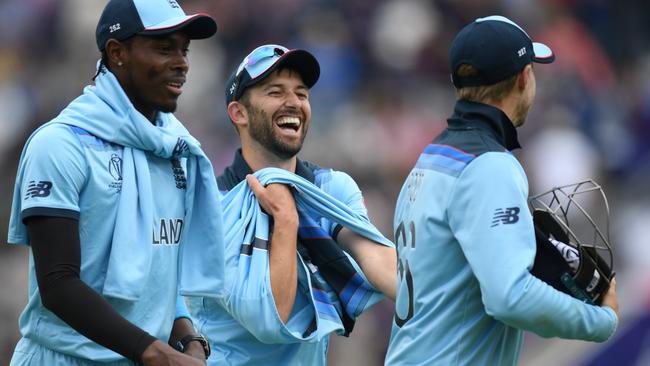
[450,15,555,88]
[225,44,320,105]
[95,0,217,51]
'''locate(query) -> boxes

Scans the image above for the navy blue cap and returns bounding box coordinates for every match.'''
[225,44,320,105]
[450,15,554,88]
[96,0,217,51]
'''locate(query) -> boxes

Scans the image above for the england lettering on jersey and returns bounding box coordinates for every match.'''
[152,218,184,245]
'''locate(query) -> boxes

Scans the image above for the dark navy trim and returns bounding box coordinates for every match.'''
[21,207,80,222]
[302,320,317,337]
[217,149,319,191]
[442,99,521,154]
[239,236,269,256]
[332,224,343,241]
[240,244,252,256]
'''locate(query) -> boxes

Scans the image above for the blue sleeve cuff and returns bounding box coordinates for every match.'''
[175,295,191,320]
[602,306,619,341]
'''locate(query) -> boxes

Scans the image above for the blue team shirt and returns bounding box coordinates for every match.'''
[12,123,187,362]
[386,100,617,366]
[189,153,374,366]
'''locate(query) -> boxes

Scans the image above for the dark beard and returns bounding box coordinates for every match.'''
[247,104,306,159]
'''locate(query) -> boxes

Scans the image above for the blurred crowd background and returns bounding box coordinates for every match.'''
[1,0,649,364]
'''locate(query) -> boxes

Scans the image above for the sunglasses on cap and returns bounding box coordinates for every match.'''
[236,44,289,80]
[226,44,320,104]
[229,45,288,101]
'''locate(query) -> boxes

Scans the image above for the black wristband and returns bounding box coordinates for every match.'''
[173,333,210,359]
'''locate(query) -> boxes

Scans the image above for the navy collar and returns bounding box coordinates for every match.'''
[447,99,521,151]
[222,149,315,185]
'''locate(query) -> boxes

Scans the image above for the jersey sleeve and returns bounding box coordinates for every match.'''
[217,211,319,344]
[318,170,369,236]
[19,124,87,221]
[447,152,617,341]
[175,294,191,320]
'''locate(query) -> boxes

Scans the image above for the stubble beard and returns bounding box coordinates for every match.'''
[247,104,307,160]
[513,98,531,127]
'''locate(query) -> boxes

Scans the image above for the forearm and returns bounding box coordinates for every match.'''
[246,178,300,323]
[29,216,156,362]
[338,227,397,300]
[358,246,397,300]
[269,216,299,322]
[485,273,617,341]
[40,275,157,360]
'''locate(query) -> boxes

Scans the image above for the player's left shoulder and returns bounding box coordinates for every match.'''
[311,164,355,188]
[327,170,358,187]
[323,170,363,203]
[301,159,361,198]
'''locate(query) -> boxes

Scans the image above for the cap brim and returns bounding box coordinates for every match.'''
[532,42,555,64]
[257,49,321,88]
[140,13,217,39]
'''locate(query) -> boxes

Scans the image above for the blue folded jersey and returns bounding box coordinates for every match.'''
[190,167,393,366]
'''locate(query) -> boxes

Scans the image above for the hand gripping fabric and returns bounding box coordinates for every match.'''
[216,167,393,343]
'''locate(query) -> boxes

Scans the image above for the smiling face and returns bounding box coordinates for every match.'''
[110,32,190,121]
[240,68,311,160]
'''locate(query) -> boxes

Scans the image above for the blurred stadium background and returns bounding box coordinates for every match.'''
[1,0,649,364]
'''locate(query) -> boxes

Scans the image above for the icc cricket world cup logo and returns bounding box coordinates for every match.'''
[109,154,123,181]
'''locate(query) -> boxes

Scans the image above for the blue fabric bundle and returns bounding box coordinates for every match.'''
[216,167,393,342]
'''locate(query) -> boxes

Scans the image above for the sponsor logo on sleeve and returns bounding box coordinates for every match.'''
[24,181,53,199]
[491,207,520,227]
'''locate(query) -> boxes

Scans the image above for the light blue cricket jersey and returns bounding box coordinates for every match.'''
[13,123,187,362]
[386,100,617,366]
[189,154,374,366]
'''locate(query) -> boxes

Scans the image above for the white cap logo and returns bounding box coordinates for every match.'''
[517,47,526,57]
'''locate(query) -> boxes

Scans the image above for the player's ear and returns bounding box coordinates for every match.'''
[516,64,533,91]
[105,39,128,69]
[227,101,248,128]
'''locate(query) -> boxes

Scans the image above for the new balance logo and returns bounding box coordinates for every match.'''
[172,138,189,157]
[24,181,53,199]
[491,207,520,227]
